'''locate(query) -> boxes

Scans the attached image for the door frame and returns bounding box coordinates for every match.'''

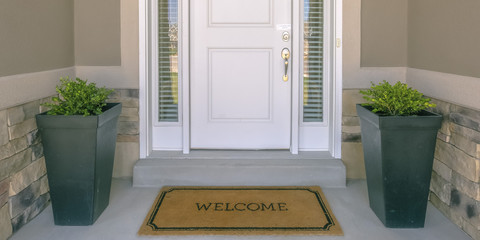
[139,0,343,157]
[190,0,293,150]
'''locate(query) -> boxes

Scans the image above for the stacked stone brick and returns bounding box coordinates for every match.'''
[429,98,480,240]
[107,89,140,178]
[0,97,52,240]
[341,90,366,179]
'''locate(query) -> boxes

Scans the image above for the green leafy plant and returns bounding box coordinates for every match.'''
[360,80,436,116]
[43,77,114,116]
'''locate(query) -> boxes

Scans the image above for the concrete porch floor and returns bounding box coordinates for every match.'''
[10,179,472,240]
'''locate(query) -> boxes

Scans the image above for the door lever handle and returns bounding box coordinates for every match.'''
[281,48,290,82]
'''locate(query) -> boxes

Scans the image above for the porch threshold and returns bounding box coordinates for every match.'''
[133,150,346,188]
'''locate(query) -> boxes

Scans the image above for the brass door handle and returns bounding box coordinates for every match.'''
[281,48,290,82]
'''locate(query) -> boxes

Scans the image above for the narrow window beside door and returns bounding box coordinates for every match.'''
[303,0,324,122]
[158,0,179,122]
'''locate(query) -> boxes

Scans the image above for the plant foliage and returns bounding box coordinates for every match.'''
[360,80,436,116]
[43,77,114,116]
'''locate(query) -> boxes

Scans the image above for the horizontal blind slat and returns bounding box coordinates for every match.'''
[158,0,179,122]
[303,0,324,122]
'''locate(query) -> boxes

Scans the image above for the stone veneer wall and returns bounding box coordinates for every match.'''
[0,89,139,240]
[429,98,480,240]
[342,90,366,179]
[0,97,52,240]
[107,89,140,178]
[342,90,480,240]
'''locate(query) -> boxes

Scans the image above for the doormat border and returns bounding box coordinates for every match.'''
[140,186,342,235]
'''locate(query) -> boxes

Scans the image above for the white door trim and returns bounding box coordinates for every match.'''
[291,0,300,154]
[139,0,149,158]
[180,0,190,154]
[139,0,343,158]
[190,0,293,150]
[332,0,342,158]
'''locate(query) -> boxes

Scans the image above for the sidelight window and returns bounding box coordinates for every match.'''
[158,0,179,122]
[303,0,324,122]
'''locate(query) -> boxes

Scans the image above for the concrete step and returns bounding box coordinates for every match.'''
[133,150,346,188]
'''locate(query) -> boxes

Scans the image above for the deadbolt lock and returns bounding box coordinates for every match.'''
[282,31,290,42]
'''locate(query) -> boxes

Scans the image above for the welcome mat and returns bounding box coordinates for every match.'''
[138,186,343,236]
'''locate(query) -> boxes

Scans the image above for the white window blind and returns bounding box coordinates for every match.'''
[158,0,179,122]
[303,0,324,122]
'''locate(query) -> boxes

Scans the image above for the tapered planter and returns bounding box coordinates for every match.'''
[36,103,122,225]
[356,104,442,228]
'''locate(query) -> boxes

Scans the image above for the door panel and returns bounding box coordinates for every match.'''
[210,49,272,120]
[210,0,271,25]
[191,0,292,149]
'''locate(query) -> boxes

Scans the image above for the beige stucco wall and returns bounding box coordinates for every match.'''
[408,0,480,78]
[0,0,138,180]
[361,0,480,78]
[75,0,139,89]
[343,0,407,89]
[0,0,133,110]
[357,0,480,111]
[0,0,74,77]
[361,0,407,67]
[345,0,480,180]
[74,0,121,66]
[0,0,75,111]
[406,0,480,111]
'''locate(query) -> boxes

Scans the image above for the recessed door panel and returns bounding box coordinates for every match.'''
[210,0,272,25]
[210,49,272,121]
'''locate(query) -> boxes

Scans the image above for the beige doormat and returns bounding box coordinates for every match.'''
[138,186,343,236]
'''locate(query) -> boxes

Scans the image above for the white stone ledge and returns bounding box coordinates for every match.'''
[0,67,75,111]
[407,68,480,112]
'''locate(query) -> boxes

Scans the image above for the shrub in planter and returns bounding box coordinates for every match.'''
[42,77,114,116]
[359,80,436,116]
[36,77,121,225]
[357,81,442,228]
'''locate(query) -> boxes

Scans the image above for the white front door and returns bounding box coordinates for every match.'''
[190,0,292,149]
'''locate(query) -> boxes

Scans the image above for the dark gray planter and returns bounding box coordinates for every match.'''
[36,103,122,225]
[356,104,442,228]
